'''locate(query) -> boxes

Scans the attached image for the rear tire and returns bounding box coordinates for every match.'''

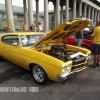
[31,65,48,85]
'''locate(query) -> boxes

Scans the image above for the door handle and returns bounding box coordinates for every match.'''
[2,47,5,48]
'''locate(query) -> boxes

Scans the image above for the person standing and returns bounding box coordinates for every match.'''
[89,19,100,68]
[38,23,45,33]
[23,24,28,32]
[75,30,83,46]
[30,23,36,32]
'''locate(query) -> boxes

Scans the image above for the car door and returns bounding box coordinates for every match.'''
[1,35,22,65]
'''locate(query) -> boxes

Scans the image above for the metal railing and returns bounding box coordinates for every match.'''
[0,19,60,33]
[0,19,94,33]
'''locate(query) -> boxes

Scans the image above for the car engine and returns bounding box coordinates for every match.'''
[37,44,86,63]
[46,45,71,62]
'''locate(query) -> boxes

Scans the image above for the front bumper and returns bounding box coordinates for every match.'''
[57,53,91,82]
[57,58,91,82]
[57,67,87,82]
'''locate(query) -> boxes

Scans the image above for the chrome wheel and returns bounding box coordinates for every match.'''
[32,65,48,84]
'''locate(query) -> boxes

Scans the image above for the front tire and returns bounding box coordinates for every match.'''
[31,65,48,85]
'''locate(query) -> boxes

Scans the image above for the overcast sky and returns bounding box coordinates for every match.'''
[0,0,54,12]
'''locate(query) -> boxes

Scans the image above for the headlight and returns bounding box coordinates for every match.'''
[62,64,72,73]
[67,64,71,70]
[62,66,67,73]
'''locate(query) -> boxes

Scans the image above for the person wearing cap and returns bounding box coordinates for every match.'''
[89,19,100,68]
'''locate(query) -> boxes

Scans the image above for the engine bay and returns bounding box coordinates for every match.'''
[37,44,86,63]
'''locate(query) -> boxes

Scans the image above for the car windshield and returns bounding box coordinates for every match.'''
[20,34,44,47]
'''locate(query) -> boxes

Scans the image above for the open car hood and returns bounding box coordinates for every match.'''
[33,19,90,47]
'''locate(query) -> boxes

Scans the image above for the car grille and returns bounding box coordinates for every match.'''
[71,56,87,72]
[72,57,86,65]
[71,64,85,71]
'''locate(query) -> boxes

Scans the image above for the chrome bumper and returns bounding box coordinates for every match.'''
[57,57,91,82]
[57,67,87,82]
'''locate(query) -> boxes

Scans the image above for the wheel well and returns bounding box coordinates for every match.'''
[29,63,46,72]
[29,63,37,71]
[29,63,48,78]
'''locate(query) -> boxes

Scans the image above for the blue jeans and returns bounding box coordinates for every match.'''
[76,39,82,46]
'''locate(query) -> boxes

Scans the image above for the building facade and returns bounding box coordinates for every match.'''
[0,3,44,30]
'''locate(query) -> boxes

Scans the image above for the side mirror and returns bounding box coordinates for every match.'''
[12,42,19,47]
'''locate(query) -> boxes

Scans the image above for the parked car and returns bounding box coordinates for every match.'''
[0,19,91,85]
[83,27,93,38]
[64,29,93,50]
[83,27,90,38]
[65,36,92,50]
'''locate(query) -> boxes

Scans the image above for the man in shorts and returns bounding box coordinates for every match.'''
[89,19,100,68]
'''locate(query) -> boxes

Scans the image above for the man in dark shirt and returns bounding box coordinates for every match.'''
[75,30,83,46]
[30,23,36,32]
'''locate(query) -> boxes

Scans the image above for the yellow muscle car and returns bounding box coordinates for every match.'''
[0,19,91,85]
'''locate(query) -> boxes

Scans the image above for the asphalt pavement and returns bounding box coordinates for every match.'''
[0,56,100,100]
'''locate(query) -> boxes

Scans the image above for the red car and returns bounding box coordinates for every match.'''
[64,30,93,50]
